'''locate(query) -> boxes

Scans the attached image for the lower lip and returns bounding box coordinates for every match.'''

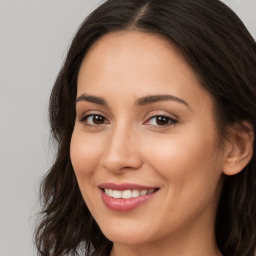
[100,190,157,212]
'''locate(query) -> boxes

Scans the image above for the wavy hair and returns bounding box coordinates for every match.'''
[35,0,256,255]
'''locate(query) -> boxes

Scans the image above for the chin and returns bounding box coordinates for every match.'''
[103,229,150,245]
[96,218,162,245]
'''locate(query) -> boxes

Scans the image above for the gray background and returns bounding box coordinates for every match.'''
[0,1,255,255]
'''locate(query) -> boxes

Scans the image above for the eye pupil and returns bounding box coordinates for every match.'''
[156,116,169,125]
[93,115,104,124]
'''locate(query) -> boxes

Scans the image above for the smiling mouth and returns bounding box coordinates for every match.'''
[102,188,158,199]
[99,184,159,211]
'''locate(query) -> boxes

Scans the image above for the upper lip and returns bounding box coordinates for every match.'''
[98,182,158,191]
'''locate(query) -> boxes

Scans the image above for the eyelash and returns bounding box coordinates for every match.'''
[79,113,178,128]
[144,115,178,127]
[79,114,109,127]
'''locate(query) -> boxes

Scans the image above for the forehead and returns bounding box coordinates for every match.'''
[77,31,214,114]
[78,31,194,84]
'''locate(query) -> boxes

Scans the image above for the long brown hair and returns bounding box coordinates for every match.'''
[35,0,256,255]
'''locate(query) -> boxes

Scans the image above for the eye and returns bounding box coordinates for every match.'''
[79,114,109,126]
[144,115,177,127]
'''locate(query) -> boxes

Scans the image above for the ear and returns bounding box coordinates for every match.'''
[223,121,254,176]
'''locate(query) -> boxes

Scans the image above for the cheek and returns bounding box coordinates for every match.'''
[140,126,224,230]
[70,127,107,213]
[70,127,104,193]
[143,123,223,198]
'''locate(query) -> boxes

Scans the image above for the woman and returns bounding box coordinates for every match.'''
[35,0,256,255]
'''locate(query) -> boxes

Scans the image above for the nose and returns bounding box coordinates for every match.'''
[100,125,143,173]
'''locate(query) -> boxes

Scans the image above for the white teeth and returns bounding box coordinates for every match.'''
[104,188,156,199]
[148,189,155,194]
[122,190,132,199]
[140,190,147,196]
[131,189,140,198]
[108,189,113,197]
[112,190,122,199]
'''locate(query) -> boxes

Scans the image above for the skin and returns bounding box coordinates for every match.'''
[70,31,229,256]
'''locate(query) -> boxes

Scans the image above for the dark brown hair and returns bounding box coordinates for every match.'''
[35,0,256,255]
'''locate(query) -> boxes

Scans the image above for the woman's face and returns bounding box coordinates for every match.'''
[70,31,227,246]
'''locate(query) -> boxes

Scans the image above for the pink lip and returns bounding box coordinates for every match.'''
[98,183,158,212]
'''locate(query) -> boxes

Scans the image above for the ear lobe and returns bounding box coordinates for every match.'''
[223,121,254,176]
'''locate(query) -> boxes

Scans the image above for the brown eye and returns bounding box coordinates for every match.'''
[80,114,109,126]
[155,116,170,125]
[144,115,177,127]
[92,115,105,124]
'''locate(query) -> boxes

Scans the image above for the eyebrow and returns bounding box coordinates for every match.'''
[76,93,189,108]
[136,94,190,108]
[76,94,107,106]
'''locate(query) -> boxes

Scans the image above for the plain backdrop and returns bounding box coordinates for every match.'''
[0,1,255,255]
